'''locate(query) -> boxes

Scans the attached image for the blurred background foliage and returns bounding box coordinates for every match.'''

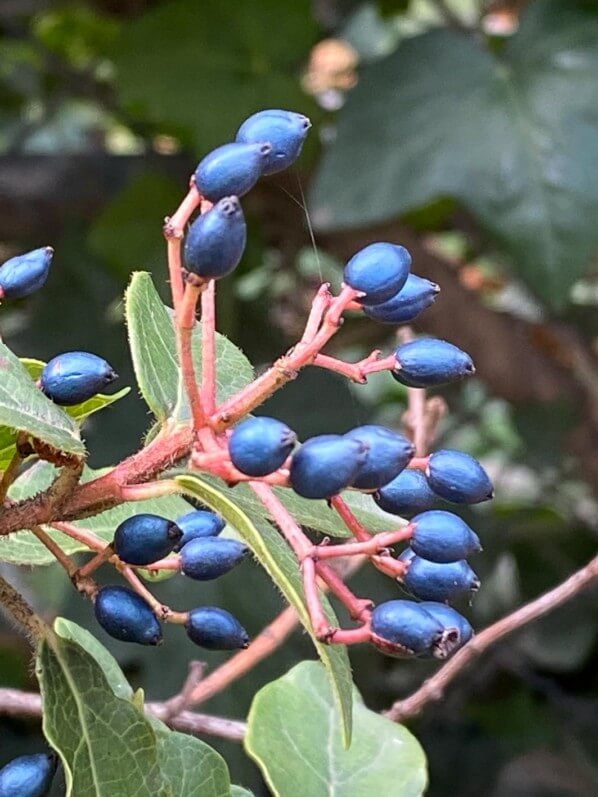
[0,0,597,795]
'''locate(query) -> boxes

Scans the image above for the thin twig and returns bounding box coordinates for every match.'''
[160,661,206,720]
[0,451,23,504]
[201,280,217,416]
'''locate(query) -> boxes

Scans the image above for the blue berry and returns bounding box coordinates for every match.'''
[174,509,225,551]
[113,514,182,565]
[374,469,436,517]
[40,351,117,405]
[419,602,473,651]
[180,537,249,580]
[195,142,272,202]
[345,425,414,490]
[392,338,475,388]
[0,247,53,300]
[411,510,482,563]
[370,599,455,658]
[94,586,162,645]
[364,274,439,324]
[427,449,493,503]
[236,109,311,174]
[229,416,296,477]
[401,550,480,602]
[185,606,249,650]
[289,435,368,499]
[0,753,57,797]
[344,243,411,305]
[184,196,246,280]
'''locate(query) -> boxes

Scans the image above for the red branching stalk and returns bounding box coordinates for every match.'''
[201,280,218,416]
[163,183,201,315]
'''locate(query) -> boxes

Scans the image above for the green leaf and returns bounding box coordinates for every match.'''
[111,0,318,151]
[37,621,167,796]
[174,473,354,746]
[310,0,598,306]
[125,272,253,423]
[0,340,84,457]
[231,788,254,797]
[0,461,190,565]
[155,729,233,797]
[246,661,428,797]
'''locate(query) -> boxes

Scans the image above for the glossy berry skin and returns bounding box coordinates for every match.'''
[184,196,246,280]
[289,435,368,499]
[402,550,480,603]
[375,469,436,517]
[392,339,475,388]
[370,600,453,658]
[419,602,473,650]
[194,142,272,202]
[113,514,182,566]
[345,425,414,491]
[180,537,249,581]
[0,753,57,797]
[186,606,249,650]
[236,109,311,174]
[411,510,482,563]
[344,243,411,305]
[427,449,494,504]
[40,351,117,405]
[174,510,225,551]
[364,274,439,324]
[94,586,162,646]
[0,247,53,300]
[229,416,296,477]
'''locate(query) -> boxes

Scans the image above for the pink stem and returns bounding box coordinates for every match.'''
[178,285,207,431]
[51,521,107,553]
[408,456,430,472]
[302,556,334,639]
[201,280,217,416]
[313,352,396,383]
[298,283,332,344]
[141,555,182,572]
[120,480,180,502]
[330,625,372,646]
[313,525,414,559]
[121,566,188,624]
[77,545,114,578]
[315,561,373,622]
[163,184,202,315]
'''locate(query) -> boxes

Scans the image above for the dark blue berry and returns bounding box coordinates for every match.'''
[113,513,182,565]
[401,550,480,602]
[0,247,53,300]
[94,586,162,645]
[374,468,437,517]
[370,599,456,659]
[184,196,246,280]
[344,243,411,305]
[419,602,473,651]
[229,416,296,477]
[236,109,311,174]
[180,537,249,581]
[427,449,494,503]
[174,510,225,551]
[0,753,57,797]
[411,510,482,563]
[195,142,272,202]
[345,425,414,490]
[40,351,117,406]
[364,274,439,324]
[289,434,368,499]
[185,606,249,650]
[392,338,475,388]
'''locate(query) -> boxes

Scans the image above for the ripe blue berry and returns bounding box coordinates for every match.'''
[94,586,162,645]
[180,537,249,580]
[236,109,311,174]
[370,599,456,658]
[419,602,473,651]
[113,514,182,565]
[194,142,272,202]
[411,510,482,563]
[0,753,57,797]
[229,416,296,477]
[184,196,246,280]
[392,338,475,388]
[174,509,225,551]
[374,468,437,517]
[427,449,494,503]
[401,550,480,602]
[344,243,411,305]
[0,247,53,300]
[345,425,414,490]
[364,274,440,324]
[185,606,249,650]
[40,351,117,405]
[289,435,368,499]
